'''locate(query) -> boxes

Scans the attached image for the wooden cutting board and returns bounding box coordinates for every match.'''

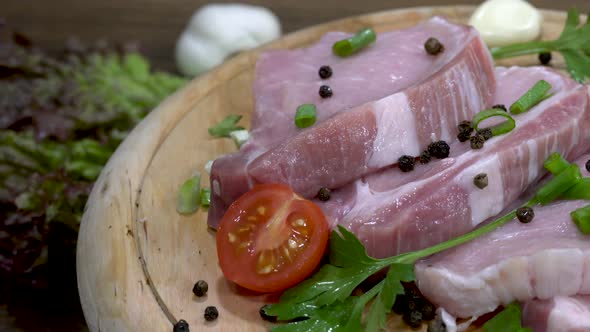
[76,6,570,332]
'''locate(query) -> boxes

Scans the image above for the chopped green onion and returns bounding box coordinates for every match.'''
[563,178,590,200]
[229,129,249,148]
[483,303,531,332]
[534,164,581,205]
[200,188,211,207]
[572,205,590,234]
[208,114,244,138]
[177,174,201,215]
[544,152,571,175]
[294,104,317,128]
[332,28,376,57]
[471,108,516,137]
[510,80,552,114]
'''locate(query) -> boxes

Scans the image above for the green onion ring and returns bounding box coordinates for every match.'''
[544,152,572,175]
[563,178,590,200]
[510,80,552,114]
[534,164,582,205]
[471,108,516,137]
[571,205,590,234]
[177,174,201,215]
[294,104,317,128]
[332,28,377,57]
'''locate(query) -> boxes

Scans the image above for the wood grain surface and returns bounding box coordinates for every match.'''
[75,5,574,332]
[1,2,588,332]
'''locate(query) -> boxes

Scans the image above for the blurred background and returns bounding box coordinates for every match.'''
[1,0,589,331]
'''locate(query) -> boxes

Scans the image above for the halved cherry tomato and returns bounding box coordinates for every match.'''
[216,183,329,293]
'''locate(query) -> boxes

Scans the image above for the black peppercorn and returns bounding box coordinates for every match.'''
[516,207,535,223]
[317,187,331,202]
[420,150,431,164]
[457,120,472,133]
[586,159,590,172]
[204,306,219,321]
[477,128,493,141]
[403,310,423,328]
[492,104,507,112]
[319,85,333,98]
[428,141,450,159]
[424,37,444,55]
[457,130,470,142]
[398,155,415,172]
[318,65,333,79]
[173,319,190,332]
[427,314,447,332]
[259,305,277,322]
[474,173,488,189]
[192,280,208,297]
[539,52,552,65]
[420,300,436,321]
[470,134,485,149]
[392,294,409,315]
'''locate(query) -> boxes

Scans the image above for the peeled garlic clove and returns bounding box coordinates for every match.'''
[469,0,542,47]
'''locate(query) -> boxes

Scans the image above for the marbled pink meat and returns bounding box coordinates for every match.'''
[414,157,590,318]
[523,296,590,332]
[322,67,589,259]
[208,17,495,227]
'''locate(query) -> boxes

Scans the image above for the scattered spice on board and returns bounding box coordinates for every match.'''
[516,207,535,223]
[173,319,190,332]
[428,141,450,159]
[317,187,331,201]
[204,306,219,321]
[318,65,333,79]
[424,37,444,55]
[398,155,416,172]
[319,85,333,98]
[192,280,208,297]
[539,52,552,65]
[474,173,489,189]
[470,134,485,149]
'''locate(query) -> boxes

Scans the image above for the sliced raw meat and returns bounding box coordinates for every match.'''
[523,296,590,332]
[208,17,495,227]
[321,67,589,259]
[414,156,590,318]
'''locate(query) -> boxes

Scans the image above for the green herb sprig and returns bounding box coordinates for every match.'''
[491,9,590,83]
[264,153,582,331]
[208,115,245,138]
[482,303,532,332]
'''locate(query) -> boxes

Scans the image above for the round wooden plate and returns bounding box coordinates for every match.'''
[76,5,570,332]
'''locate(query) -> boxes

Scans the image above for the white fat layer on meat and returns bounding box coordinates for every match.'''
[212,179,221,196]
[526,139,539,183]
[419,249,590,318]
[533,249,584,299]
[458,154,504,226]
[368,93,419,168]
[547,297,590,332]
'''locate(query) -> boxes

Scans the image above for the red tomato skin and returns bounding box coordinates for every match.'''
[216,184,329,293]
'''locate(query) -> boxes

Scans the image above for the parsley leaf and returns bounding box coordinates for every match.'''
[483,303,532,332]
[208,114,245,138]
[491,8,590,82]
[265,155,581,331]
[365,264,414,332]
[278,226,391,306]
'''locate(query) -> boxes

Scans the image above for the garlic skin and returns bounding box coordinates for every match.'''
[175,4,281,77]
[469,0,542,47]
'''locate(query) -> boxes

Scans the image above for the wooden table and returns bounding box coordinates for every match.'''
[4,0,589,72]
[2,1,589,331]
